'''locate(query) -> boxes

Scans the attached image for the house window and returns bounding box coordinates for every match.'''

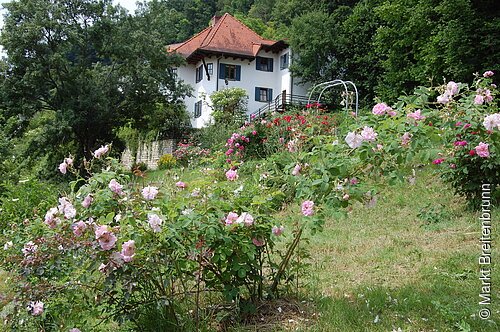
[255,87,273,102]
[195,65,203,83]
[194,100,202,118]
[219,63,241,81]
[280,53,289,70]
[207,63,213,75]
[170,67,178,77]
[256,56,273,72]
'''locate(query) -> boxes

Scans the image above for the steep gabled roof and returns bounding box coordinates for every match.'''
[168,13,288,64]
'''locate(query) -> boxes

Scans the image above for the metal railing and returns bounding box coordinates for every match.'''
[248,93,309,121]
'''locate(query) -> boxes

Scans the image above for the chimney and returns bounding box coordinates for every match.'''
[211,15,222,27]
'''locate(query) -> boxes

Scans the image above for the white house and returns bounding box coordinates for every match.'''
[168,13,309,128]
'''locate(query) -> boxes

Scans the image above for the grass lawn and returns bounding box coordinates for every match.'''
[225,168,498,331]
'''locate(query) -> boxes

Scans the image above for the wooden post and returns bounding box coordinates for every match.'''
[282,90,287,113]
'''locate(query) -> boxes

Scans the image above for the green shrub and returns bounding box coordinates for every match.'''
[157,153,177,170]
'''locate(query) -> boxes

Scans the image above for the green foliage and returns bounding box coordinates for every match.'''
[208,88,248,125]
[0,0,189,175]
[157,153,177,170]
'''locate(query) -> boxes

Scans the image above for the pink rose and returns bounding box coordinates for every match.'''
[292,164,301,176]
[225,169,238,181]
[58,162,68,174]
[372,103,391,115]
[345,132,363,149]
[93,145,109,158]
[109,179,124,195]
[142,186,159,200]
[475,142,490,158]
[95,225,117,251]
[28,301,44,316]
[121,240,135,262]
[148,213,163,232]
[72,221,87,237]
[272,225,284,236]
[483,70,494,78]
[82,194,93,208]
[175,181,186,189]
[360,126,377,142]
[225,212,239,225]
[252,238,265,247]
[432,158,445,165]
[236,212,254,226]
[301,200,315,216]
[474,94,484,105]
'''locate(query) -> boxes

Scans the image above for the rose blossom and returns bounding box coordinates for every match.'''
[175,181,186,189]
[121,240,135,262]
[446,81,459,96]
[345,132,363,149]
[401,132,412,146]
[432,158,445,165]
[225,169,238,181]
[72,221,87,237]
[372,103,391,115]
[82,194,93,208]
[483,70,494,77]
[474,94,484,105]
[483,113,500,131]
[272,225,285,236]
[22,241,38,256]
[292,164,301,176]
[108,179,124,195]
[301,200,315,216]
[235,212,254,226]
[454,140,468,147]
[69,329,82,332]
[44,207,59,228]
[437,94,450,104]
[58,161,68,174]
[58,197,76,219]
[360,126,377,142]
[252,238,265,247]
[475,142,490,158]
[225,212,239,225]
[95,225,117,251]
[28,301,44,316]
[93,145,109,158]
[142,186,159,200]
[148,213,163,232]
[407,109,426,122]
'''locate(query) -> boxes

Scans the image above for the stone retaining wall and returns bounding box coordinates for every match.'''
[121,139,177,170]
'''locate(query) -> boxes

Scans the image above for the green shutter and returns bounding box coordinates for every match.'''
[236,65,241,81]
[255,87,260,101]
[219,63,225,79]
[269,58,273,72]
[268,89,273,101]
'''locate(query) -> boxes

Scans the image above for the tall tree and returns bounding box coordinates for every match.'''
[0,0,189,172]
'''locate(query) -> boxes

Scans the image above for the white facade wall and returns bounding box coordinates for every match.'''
[175,48,310,128]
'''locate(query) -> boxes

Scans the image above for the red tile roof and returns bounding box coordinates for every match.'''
[168,13,288,64]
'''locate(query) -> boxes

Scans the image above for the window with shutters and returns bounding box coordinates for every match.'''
[207,63,213,75]
[195,65,203,83]
[194,100,202,118]
[219,63,241,81]
[256,56,273,72]
[280,53,289,70]
[255,87,273,102]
